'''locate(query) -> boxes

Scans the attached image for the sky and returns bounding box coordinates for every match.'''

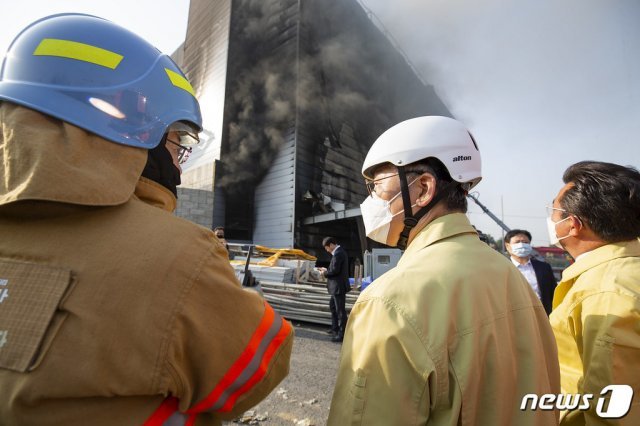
[0,1,190,59]
[1,0,638,246]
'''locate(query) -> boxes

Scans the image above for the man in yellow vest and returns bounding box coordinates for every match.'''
[548,161,640,425]
[328,116,559,425]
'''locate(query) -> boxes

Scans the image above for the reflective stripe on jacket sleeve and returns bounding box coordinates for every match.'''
[144,301,292,424]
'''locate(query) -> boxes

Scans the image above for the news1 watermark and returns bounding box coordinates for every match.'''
[521,385,634,418]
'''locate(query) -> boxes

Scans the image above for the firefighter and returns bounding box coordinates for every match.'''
[0,14,292,425]
[328,116,560,425]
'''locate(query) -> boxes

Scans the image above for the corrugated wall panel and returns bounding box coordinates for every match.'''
[253,202,296,215]
[255,210,295,222]
[254,183,295,198]
[253,134,296,248]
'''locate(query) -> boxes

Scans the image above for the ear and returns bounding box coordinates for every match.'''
[415,173,437,208]
[568,215,583,237]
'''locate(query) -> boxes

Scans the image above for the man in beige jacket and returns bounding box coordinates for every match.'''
[548,161,640,425]
[0,14,292,426]
[328,116,560,425]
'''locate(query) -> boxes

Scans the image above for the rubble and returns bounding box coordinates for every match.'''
[234,410,270,424]
[261,281,359,326]
[229,246,360,326]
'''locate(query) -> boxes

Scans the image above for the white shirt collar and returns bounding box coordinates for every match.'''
[332,245,341,255]
[510,256,532,267]
[574,250,592,262]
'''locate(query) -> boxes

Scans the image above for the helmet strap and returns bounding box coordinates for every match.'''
[396,166,454,250]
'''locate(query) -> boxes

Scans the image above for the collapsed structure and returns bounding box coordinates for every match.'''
[172,0,450,263]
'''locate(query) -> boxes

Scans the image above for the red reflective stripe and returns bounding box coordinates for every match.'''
[185,414,197,426]
[143,396,179,426]
[219,317,292,412]
[187,302,276,413]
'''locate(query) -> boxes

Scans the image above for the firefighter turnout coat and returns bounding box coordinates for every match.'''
[328,213,560,425]
[0,103,293,425]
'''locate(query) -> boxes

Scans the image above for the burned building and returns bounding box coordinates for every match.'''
[173,0,450,262]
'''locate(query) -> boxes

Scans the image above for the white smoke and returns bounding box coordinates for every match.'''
[362,0,640,244]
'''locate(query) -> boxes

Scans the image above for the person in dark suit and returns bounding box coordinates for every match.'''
[504,229,557,315]
[320,236,350,342]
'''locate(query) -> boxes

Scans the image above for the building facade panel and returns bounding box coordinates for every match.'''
[253,133,296,247]
[174,0,233,230]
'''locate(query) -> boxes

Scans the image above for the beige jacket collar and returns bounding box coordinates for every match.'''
[553,238,640,309]
[134,177,177,213]
[560,239,640,283]
[403,212,479,258]
[0,102,147,207]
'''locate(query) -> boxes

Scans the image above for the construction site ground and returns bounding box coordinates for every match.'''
[227,322,342,426]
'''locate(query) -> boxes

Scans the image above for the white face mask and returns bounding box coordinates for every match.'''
[546,216,571,248]
[360,178,418,245]
[510,242,532,258]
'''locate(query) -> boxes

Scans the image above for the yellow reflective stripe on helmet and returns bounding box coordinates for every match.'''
[33,38,123,69]
[165,68,196,97]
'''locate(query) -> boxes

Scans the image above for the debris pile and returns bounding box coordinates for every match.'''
[234,410,270,424]
[261,281,358,325]
[229,245,360,325]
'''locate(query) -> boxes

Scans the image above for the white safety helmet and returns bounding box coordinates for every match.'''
[362,116,482,190]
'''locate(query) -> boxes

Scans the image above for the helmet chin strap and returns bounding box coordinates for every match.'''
[395,166,454,250]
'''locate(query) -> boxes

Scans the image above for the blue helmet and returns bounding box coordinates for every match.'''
[0,13,202,149]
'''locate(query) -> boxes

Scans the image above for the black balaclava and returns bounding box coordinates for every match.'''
[141,134,181,197]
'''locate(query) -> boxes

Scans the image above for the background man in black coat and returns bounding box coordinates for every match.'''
[504,229,557,315]
[319,236,350,342]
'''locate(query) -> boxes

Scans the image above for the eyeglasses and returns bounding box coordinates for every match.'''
[546,206,568,217]
[165,123,200,165]
[546,205,584,224]
[364,170,424,196]
[215,234,225,239]
[166,138,193,164]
